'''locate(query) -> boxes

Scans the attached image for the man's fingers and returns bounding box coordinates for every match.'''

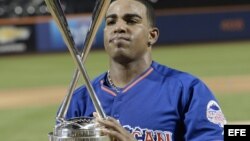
[93,114,136,141]
[97,117,128,135]
[106,116,121,125]
[93,112,99,118]
[101,128,124,141]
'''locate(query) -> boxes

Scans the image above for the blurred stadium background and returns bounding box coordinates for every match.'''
[0,0,250,141]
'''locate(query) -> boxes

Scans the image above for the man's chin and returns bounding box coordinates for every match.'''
[110,40,130,48]
[112,52,133,64]
[112,45,129,53]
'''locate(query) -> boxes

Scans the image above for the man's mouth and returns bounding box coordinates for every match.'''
[110,35,130,43]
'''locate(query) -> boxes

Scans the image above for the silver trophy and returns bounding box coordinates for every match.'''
[44,0,111,140]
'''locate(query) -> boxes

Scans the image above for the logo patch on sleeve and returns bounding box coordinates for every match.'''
[206,100,227,127]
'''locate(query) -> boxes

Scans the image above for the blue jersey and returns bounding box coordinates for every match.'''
[65,61,226,141]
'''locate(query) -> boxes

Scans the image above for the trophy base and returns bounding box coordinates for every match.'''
[48,132,111,141]
[48,117,111,141]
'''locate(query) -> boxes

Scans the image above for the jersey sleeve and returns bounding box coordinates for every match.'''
[182,79,226,141]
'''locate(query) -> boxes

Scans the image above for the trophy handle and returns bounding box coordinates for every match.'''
[45,0,112,140]
[45,0,111,121]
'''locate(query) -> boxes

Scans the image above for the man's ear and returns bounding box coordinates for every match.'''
[148,27,159,47]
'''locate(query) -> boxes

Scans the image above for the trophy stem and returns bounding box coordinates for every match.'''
[45,0,110,120]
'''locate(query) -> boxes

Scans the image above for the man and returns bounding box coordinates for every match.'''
[65,0,226,140]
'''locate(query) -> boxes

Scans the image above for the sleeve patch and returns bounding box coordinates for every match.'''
[206,100,227,127]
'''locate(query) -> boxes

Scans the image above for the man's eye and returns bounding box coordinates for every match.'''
[106,20,115,25]
[127,19,138,24]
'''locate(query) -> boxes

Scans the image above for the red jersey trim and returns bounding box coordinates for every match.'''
[100,67,153,95]
[122,68,153,93]
[100,80,117,96]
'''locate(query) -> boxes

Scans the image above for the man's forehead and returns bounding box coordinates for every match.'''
[106,0,146,17]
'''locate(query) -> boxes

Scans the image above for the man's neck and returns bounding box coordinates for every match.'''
[109,59,152,88]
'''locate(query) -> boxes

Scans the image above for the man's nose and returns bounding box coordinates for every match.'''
[114,21,126,33]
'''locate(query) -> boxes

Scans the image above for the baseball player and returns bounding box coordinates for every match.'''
[64,0,227,140]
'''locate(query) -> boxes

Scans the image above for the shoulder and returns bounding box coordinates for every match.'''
[151,61,204,88]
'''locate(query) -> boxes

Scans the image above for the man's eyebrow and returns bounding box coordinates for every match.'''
[105,13,142,20]
[124,13,142,19]
[105,14,117,20]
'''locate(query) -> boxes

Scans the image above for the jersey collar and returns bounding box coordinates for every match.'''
[101,66,154,96]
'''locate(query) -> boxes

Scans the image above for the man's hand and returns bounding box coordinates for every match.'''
[93,112,137,141]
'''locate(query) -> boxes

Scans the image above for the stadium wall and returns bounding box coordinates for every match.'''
[0,6,250,54]
[156,7,250,44]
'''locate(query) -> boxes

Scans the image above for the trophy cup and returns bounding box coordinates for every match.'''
[44,0,111,140]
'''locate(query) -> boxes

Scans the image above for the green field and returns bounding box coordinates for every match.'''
[0,41,250,141]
